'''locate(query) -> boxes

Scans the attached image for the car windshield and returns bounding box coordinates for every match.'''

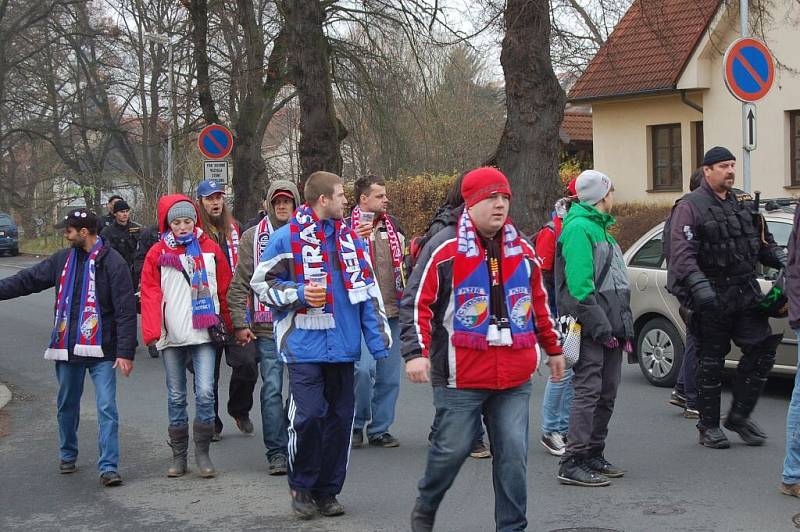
[0,215,12,226]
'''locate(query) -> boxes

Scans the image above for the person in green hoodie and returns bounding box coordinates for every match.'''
[554,170,634,487]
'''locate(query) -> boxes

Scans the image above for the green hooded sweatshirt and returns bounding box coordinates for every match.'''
[555,202,633,343]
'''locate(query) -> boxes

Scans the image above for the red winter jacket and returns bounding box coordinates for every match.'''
[140,194,233,347]
[400,225,561,390]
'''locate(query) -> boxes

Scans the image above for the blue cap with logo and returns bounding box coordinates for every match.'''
[196,180,225,198]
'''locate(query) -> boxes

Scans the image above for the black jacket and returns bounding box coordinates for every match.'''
[0,245,137,362]
[100,221,141,268]
[133,224,160,290]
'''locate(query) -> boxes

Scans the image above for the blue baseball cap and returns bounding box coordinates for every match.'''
[196,180,225,198]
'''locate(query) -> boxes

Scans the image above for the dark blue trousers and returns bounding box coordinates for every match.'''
[286,362,355,497]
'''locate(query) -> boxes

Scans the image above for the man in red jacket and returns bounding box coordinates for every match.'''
[401,167,564,532]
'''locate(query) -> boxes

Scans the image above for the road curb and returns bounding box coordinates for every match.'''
[0,383,11,410]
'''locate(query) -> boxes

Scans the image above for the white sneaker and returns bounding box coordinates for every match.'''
[541,432,566,456]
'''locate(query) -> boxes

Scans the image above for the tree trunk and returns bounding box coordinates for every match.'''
[231,130,266,221]
[283,0,344,191]
[494,0,566,234]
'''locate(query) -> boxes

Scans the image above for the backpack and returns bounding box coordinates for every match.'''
[404,205,461,277]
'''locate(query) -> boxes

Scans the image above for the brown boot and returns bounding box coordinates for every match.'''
[193,420,216,478]
[167,424,189,477]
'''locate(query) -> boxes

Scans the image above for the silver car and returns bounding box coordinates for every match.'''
[624,206,796,387]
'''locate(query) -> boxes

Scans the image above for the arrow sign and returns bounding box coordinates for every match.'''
[744,103,757,151]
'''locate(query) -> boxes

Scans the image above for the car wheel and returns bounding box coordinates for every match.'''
[636,317,684,388]
[10,247,18,256]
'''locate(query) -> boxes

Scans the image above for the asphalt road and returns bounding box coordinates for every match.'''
[1,254,799,532]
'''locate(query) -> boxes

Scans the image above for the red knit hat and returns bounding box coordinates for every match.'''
[461,167,512,208]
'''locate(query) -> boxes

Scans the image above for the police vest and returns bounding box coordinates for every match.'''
[685,190,761,276]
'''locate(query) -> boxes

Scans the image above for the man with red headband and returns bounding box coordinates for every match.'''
[402,167,564,532]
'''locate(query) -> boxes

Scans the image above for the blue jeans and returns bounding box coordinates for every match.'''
[540,368,574,434]
[675,332,699,408]
[162,343,216,426]
[353,317,401,437]
[418,382,532,532]
[783,331,800,484]
[55,360,119,473]
[257,337,289,459]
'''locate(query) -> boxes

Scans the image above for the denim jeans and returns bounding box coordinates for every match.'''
[783,330,800,484]
[540,368,574,434]
[353,317,401,437]
[675,332,698,408]
[256,336,289,459]
[162,343,216,426]
[418,381,532,532]
[55,360,119,473]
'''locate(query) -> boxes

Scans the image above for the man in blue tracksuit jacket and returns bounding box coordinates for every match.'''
[251,171,390,519]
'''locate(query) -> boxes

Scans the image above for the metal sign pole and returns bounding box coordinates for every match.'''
[741,0,751,192]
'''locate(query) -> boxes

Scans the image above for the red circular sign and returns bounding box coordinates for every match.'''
[198,124,234,159]
[723,37,775,103]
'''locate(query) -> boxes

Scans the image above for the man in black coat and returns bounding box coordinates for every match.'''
[0,209,137,486]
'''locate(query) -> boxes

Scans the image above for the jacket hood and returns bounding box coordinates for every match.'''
[265,180,301,227]
[157,194,202,233]
[563,202,616,231]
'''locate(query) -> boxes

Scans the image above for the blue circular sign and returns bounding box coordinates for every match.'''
[198,124,233,159]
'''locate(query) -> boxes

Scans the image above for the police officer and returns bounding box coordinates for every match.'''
[667,146,785,449]
[100,200,141,281]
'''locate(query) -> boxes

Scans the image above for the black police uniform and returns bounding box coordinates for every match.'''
[667,179,786,443]
[100,221,141,277]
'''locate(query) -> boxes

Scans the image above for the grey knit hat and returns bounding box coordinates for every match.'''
[167,201,197,224]
[576,170,613,206]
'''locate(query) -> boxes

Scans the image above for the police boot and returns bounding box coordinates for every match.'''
[697,423,730,449]
[193,420,216,478]
[167,424,189,477]
[724,410,767,446]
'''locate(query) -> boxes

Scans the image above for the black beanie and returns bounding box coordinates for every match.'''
[702,146,736,167]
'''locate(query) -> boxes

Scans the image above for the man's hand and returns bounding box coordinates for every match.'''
[304,284,327,308]
[234,328,257,346]
[113,358,134,377]
[355,222,373,240]
[406,357,430,383]
[548,354,565,383]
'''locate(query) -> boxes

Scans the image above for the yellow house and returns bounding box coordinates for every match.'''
[569,0,800,203]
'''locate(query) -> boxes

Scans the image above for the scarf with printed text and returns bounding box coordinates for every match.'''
[350,206,404,302]
[251,216,274,323]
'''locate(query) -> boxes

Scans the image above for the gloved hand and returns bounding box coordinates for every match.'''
[603,337,619,349]
[686,272,717,310]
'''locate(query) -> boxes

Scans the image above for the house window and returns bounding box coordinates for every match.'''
[791,111,800,186]
[651,124,682,190]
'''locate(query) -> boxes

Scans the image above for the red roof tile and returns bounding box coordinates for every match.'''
[569,0,721,102]
[560,111,593,143]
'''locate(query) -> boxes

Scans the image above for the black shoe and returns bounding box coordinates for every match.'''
[723,413,767,446]
[697,425,730,449]
[148,345,159,358]
[268,454,288,476]
[369,432,400,448]
[557,456,611,487]
[100,471,123,487]
[59,460,76,474]
[669,390,687,409]
[291,489,317,519]
[315,495,345,517]
[351,429,364,448]
[410,498,436,532]
[585,455,625,478]
[235,416,254,435]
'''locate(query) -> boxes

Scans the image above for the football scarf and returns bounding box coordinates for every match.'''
[350,206,404,301]
[226,223,239,272]
[451,209,536,350]
[45,238,105,361]
[290,203,374,329]
[251,216,274,323]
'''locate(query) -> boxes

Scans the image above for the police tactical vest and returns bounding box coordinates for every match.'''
[685,190,760,276]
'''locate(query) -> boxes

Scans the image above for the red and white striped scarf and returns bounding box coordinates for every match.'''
[350,206,404,301]
[251,216,274,323]
[227,223,239,272]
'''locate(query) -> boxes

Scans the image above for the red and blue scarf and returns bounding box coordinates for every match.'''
[350,206,404,302]
[290,203,374,329]
[158,229,219,329]
[451,209,537,350]
[251,216,274,323]
[45,238,105,361]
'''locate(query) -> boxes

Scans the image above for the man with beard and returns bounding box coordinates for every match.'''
[195,180,243,439]
[227,180,300,475]
[0,209,136,486]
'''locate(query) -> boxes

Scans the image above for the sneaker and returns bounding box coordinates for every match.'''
[410,498,436,532]
[315,495,345,517]
[669,390,687,409]
[697,425,730,449]
[290,489,317,519]
[470,440,491,459]
[352,429,364,448]
[100,471,123,487]
[541,432,566,456]
[211,432,222,442]
[59,460,76,474]
[369,433,400,448]
[781,482,800,498]
[585,455,625,478]
[557,456,611,487]
[268,454,288,476]
[723,413,767,446]
[235,416,254,435]
[683,407,699,419]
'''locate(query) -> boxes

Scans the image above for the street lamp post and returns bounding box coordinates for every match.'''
[144,32,177,194]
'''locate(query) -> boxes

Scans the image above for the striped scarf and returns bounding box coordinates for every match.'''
[251,216,274,323]
[350,206,404,301]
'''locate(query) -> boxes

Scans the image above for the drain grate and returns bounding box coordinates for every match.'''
[643,505,686,516]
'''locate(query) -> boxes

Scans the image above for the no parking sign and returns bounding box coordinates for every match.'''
[723,37,775,103]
